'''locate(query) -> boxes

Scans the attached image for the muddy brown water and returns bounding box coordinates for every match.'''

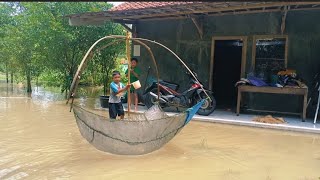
[1,81,320,180]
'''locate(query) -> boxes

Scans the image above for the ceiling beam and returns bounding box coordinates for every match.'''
[138,6,320,22]
[113,19,138,24]
[243,2,250,11]
[69,17,108,26]
[68,2,320,21]
[67,2,320,26]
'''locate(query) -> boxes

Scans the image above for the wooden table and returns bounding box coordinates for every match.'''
[237,85,308,121]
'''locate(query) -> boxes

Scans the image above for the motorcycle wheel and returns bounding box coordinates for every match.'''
[195,91,216,116]
[145,88,165,108]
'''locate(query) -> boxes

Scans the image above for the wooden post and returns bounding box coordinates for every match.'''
[126,31,131,115]
[236,87,241,116]
[302,88,308,121]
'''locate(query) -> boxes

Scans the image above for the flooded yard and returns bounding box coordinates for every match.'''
[1,82,320,180]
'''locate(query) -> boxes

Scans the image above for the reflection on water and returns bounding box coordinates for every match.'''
[0,80,102,109]
[1,81,320,179]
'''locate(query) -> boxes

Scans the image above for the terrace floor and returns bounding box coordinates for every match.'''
[122,103,320,134]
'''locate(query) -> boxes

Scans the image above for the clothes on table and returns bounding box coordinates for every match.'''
[235,69,306,88]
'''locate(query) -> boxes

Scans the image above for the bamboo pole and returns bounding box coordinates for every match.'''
[134,39,160,101]
[126,31,131,115]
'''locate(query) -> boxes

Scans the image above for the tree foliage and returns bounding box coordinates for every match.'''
[0,2,125,94]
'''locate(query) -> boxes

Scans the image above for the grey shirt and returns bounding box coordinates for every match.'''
[109,82,125,103]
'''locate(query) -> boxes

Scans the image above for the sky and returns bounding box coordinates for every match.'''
[109,2,124,6]
[0,2,124,6]
[0,2,125,7]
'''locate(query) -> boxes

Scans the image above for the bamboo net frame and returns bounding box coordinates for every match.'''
[125,32,131,114]
[66,34,211,113]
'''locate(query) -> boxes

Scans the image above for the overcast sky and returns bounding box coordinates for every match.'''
[109,2,124,6]
[0,2,125,6]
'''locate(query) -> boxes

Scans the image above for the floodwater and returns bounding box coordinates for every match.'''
[1,81,320,180]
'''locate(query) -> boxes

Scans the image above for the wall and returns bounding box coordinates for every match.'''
[133,10,320,116]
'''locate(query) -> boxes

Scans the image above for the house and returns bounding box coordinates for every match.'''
[66,2,320,118]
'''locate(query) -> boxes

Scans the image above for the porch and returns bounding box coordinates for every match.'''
[122,103,320,134]
[67,2,320,133]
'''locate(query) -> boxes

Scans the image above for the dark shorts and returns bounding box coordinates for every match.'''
[109,102,125,119]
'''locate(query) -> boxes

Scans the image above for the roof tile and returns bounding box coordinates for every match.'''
[110,2,195,11]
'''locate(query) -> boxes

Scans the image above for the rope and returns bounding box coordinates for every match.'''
[75,112,185,145]
[72,104,185,122]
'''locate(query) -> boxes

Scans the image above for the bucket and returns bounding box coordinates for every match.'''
[100,95,109,108]
[131,80,141,89]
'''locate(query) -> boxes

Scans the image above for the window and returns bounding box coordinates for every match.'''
[252,35,288,82]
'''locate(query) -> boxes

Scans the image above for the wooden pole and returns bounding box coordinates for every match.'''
[126,31,131,116]
[314,86,320,124]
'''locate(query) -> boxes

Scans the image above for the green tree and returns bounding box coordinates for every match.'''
[0,3,16,83]
[0,2,125,95]
[43,2,125,97]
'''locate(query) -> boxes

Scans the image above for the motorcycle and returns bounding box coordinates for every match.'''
[143,71,216,116]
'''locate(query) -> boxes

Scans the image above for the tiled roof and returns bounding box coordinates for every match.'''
[66,2,320,26]
[110,2,195,12]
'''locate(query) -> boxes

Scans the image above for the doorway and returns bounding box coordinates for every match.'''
[209,36,247,109]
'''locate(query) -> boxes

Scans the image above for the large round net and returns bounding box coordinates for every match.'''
[73,103,189,155]
[73,99,204,155]
[67,35,209,155]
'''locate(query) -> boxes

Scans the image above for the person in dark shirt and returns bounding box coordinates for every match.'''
[125,58,141,111]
